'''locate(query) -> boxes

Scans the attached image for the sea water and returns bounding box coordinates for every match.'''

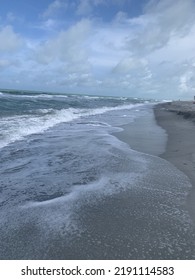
[0,90,194,259]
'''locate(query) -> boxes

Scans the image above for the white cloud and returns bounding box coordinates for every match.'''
[179,62,195,93]
[39,19,58,31]
[33,19,92,65]
[2,0,195,99]
[0,25,22,52]
[95,0,195,98]
[145,0,195,31]
[76,0,105,16]
[15,19,94,91]
[42,0,68,18]
[76,0,92,15]
[179,75,189,92]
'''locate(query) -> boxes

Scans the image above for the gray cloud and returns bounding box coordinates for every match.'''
[127,0,195,55]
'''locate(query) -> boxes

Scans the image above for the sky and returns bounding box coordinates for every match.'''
[0,0,195,99]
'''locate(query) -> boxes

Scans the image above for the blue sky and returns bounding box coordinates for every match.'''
[0,0,195,99]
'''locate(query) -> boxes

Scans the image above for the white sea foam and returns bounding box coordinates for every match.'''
[53,94,68,98]
[22,94,53,99]
[36,108,55,114]
[82,95,129,101]
[162,99,172,102]
[85,121,111,127]
[83,95,100,99]
[1,93,68,99]
[0,103,145,148]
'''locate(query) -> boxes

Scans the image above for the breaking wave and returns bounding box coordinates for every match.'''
[0,103,144,148]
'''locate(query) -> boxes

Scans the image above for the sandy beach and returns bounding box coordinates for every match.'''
[114,101,195,226]
[154,102,195,224]
[1,98,195,259]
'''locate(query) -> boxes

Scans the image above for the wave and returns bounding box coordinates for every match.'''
[0,103,145,148]
[0,92,68,100]
[162,99,172,102]
[83,95,100,99]
[83,95,130,101]
[78,121,111,127]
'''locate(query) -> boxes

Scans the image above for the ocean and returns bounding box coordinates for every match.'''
[0,90,195,259]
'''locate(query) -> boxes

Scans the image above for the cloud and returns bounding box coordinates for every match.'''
[0,59,12,68]
[112,57,148,74]
[0,58,20,69]
[1,0,195,99]
[127,0,195,55]
[0,25,22,52]
[33,19,92,65]
[75,0,131,17]
[179,61,195,93]
[76,0,93,15]
[18,18,94,91]
[42,0,68,18]
[145,0,195,30]
[76,0,110,16]
[113,11,128,23]
[95,0,195,98]
[38,19,58,32]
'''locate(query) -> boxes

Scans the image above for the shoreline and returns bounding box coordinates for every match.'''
[154,102,195,225]
[112,106,167,157]
[113,101,195,225]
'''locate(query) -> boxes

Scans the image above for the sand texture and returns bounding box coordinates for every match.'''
[154,102,195,224]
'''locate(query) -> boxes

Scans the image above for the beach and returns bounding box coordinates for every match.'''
[114,101,195,226]
[1,92,195,259]
[154,102,195,224]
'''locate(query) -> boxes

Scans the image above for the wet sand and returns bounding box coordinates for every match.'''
[154,102,195,224]
[114,101,195,225]
[112,106,167,157]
